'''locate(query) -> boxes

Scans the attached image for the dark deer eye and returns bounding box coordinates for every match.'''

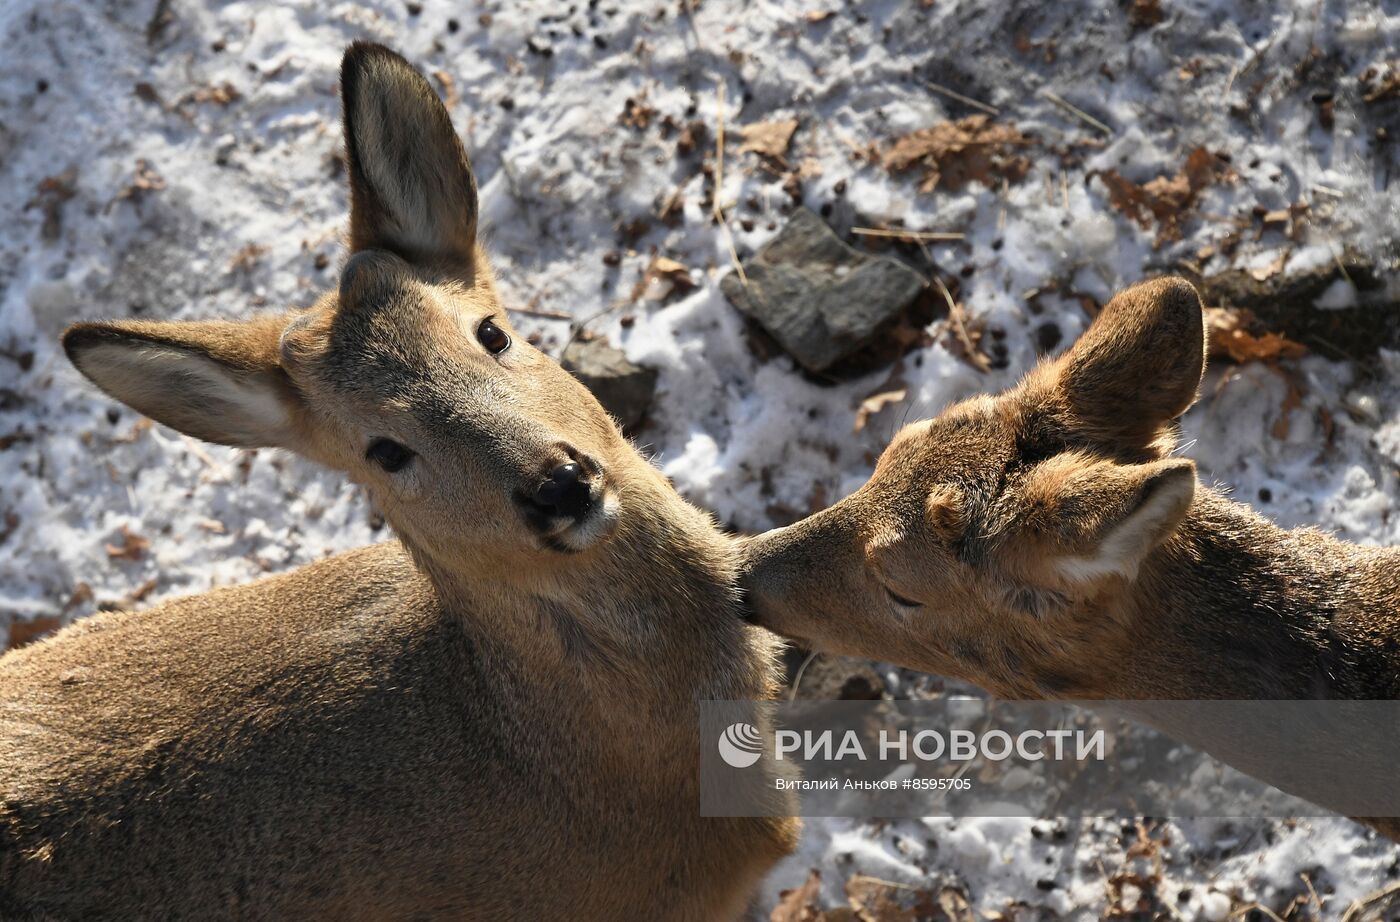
[477,318,510,355]
[366,438,414,473]
[885,587,924,609]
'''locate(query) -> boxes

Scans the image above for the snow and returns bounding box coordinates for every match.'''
[2,0,1399,916]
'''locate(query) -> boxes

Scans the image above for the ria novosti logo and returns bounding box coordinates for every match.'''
[718,723,1106,768]
[718,722,764,768]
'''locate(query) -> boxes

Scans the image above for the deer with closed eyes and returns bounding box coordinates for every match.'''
[741,277,1400,838]
[0,42,797,921]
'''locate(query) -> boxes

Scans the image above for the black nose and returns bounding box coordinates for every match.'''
[534,462,593,518]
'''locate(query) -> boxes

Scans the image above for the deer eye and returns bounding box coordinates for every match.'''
[366,438,414,473]
[477,318,510,355]
[884,586,924,609]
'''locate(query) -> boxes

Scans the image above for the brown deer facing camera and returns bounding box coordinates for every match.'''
[742,278,1400,833]
[0,43,796,921]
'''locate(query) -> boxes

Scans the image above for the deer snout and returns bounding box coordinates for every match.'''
[534,461,592,519]
[515,447,619,551]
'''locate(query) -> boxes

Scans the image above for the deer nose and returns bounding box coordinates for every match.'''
[534,462,593,518]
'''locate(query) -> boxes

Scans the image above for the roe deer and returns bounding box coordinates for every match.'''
[740,278,1400,834]
[0,43,797,921]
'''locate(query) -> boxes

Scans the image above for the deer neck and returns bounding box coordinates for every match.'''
[1100,489,1400,699]
[409,458,768,704]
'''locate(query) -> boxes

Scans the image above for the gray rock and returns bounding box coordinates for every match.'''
[721,208,927,374]
[561,339,658,434]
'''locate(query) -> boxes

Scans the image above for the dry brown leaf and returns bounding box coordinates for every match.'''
[113,418,153,444]
[1361,64,1400,103]
[1257,200,1309,241]
[127,577,160,605]
[64,582,94,611]
[844,874,936,922]
[189,82,241,106]
[1091,147,1233,245]
[112,159,166,206]
[804,9,835,22]
[7,615,63,652]
[630,255,696,302]
[933,279,992,373]
[1272,370,1305,439]
[105,525,150,561]
[937,888,976,922]
[1248,250,1289,282]
[854,388,907,433]
[771,870,825,922]
[1205,307,1307,364]
[883,115,1033,193]
[620,95,656,130]
[432,70,459,110]
[739,118,799,161]
[229,243,269,273]
[1128,0,1164,27]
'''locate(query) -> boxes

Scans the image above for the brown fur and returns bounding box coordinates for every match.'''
[1,43,797,921]
[742,277,1400,835]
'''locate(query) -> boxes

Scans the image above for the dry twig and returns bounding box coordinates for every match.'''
[925,80,999,115]
[1039,88,1113,136]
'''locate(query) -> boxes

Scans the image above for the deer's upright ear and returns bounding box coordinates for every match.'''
[1015,453,1196,587]
[1042,277,1207,453]
[62,314,301,449]
[340,42,478,272]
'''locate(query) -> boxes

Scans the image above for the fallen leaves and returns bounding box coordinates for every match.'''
[883,115,1033,193]
[845,875,939,921]
[111,159,166,208]
[739,118,800,164]
[620,95,657,130]
[187,81,241,106]
[1255,200,1309,241]
[932,276,992,373]
[229,243,269,273]
[629,255,696,303]
[853,387,907,433]
[770,869,969,922]
[1128,0,1164,27]
[771,870,825,922]
[1361,63,1400,104]
[1206,307,1307,365]
[432,69,459,110]
[1206,306,1309,440]
[1091,147,1234,245]
[7,615,63,652]
[105,525,150,562]
[1248,249,1290,282]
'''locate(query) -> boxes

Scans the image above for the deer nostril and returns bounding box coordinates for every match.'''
[535,462,588,513]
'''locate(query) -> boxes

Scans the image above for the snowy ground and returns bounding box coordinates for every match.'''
[3,0,1400,917]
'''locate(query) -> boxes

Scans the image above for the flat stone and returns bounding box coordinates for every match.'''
[721,208,927,374]
[561,339,657,434]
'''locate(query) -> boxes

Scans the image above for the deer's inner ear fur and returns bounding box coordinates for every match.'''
[1014,453,1196,589]
[63,316,300,449]
[341,42,478,272]
[1045,277,1207,452]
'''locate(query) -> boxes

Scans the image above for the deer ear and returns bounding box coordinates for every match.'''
[62,315,301,449]
[1047,277,1207,451]
[340,42,478,271]
[1017,453,1196,586]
